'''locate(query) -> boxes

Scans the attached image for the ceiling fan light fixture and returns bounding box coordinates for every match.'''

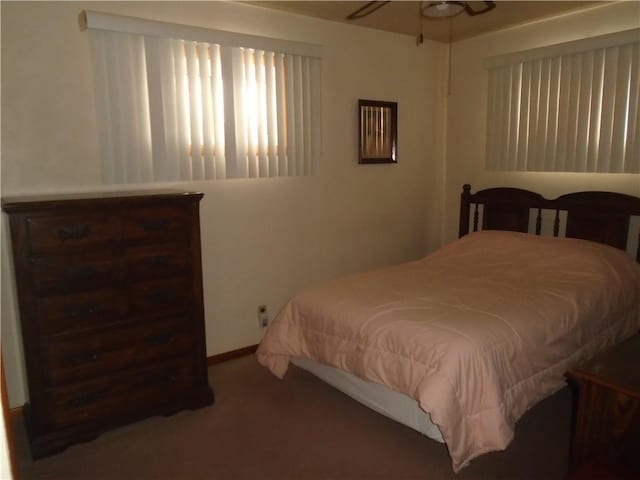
[422,1,465,19]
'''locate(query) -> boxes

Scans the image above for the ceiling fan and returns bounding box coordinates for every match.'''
[346,1,496,46]
[346,1,496,21]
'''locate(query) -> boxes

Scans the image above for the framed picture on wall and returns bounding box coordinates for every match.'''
[358,99,397,164]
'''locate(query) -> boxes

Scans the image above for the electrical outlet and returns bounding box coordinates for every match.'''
[258,304,269,328]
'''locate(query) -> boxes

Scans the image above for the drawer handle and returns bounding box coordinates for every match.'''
[141,218,170,231]
[138,373,178,389]
[148,333,177,346]
[69,352,101,366]
[65,265,99,279]
[29,255,44,265]
[58,224,91,240]
[67,391,104,408]
[147,291,177,304]
[153,374,178,386]
[66,303,98,318]
[144,255,173,267]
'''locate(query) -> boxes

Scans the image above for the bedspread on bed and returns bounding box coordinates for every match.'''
[257,231,640,471]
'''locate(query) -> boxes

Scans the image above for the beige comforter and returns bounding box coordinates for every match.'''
[257,231,640,471]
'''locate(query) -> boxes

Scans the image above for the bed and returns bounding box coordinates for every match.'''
[257,184,640,472]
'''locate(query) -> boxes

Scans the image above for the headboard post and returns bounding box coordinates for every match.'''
[459,184,471,238]
[535,209,542,235]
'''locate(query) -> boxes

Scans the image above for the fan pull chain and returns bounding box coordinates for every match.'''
[448,17,453,96]
[417,2,424,45]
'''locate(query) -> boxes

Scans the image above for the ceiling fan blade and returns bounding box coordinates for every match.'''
[345,1,390,20]
[463,1,496,16]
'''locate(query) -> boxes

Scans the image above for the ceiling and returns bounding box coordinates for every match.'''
[246,1,608,43]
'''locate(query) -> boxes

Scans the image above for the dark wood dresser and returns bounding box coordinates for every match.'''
[2,191,214,458]
[566,334,640,479]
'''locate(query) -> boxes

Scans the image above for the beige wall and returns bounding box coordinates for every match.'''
[3,1,638,410]
[444,1,640,242]
[0,1,445,406]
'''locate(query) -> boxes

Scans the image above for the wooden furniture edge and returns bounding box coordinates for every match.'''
[2,353,19,479]
[9,406,23,419]
[565,334,640,477]
[1,190,204,213]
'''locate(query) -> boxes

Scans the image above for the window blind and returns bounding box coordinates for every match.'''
[86,11,322,183]
[485,29,639,173]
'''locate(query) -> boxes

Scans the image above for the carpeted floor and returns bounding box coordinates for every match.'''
[13,355,573,480]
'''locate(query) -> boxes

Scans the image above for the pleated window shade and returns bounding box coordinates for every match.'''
[87,12,321,183]
[485,30,639,173]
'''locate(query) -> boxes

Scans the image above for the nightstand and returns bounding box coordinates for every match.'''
[566,334,640,479]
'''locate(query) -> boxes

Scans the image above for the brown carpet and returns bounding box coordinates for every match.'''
[13,355,572,480]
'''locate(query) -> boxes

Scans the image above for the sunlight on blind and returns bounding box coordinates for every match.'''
[239,49,285,176]
[88,13,321,183]
[486,38,639,173]
[183,43,226,177]
[177,43,317,179]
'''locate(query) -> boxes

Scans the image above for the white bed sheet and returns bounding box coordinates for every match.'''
[292,356,444,443]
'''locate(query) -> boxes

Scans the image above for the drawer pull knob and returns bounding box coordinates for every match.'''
[58,224,91,240]
[141,218,170,231]
[139,373,178,389]
[157,374,178,385]
[69,352,101,366]
[66,303,98,318]
[148,333,177,346]
[67,391,103,408]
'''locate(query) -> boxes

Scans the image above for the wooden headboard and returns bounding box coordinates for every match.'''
[458,184,640,262]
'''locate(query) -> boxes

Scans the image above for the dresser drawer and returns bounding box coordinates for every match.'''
[44,358,196,429]
[128,278,191,318]
[125,243,189,282]
[36,289,126,335]
[123,207,187,243]
[27,215,118,252]
[31,251,117,294]
[41,317,194,385]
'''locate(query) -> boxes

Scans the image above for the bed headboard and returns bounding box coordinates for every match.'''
[459,184,640,262]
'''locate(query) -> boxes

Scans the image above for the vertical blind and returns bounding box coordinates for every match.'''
[485,29,639,173]
[87,11,322,183]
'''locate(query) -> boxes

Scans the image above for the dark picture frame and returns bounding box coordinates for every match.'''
[358,99,397,164]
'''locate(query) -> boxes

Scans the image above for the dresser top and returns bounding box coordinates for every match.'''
[2,190,203,212]
[568,334,640,399]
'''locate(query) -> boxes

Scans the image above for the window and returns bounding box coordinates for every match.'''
[485,29,639,173]
[86,11,322,183]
